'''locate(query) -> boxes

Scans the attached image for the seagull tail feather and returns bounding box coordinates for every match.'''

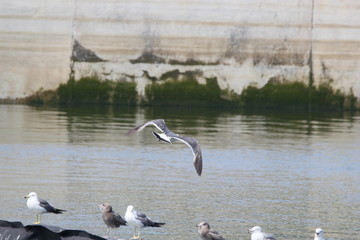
[152,222,165,227]
[53,209,66,214]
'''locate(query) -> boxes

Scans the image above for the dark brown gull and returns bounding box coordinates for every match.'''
[98,203,127,238]
[197,222,225,240]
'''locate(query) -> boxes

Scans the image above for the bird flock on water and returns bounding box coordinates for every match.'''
[23,119,332,240]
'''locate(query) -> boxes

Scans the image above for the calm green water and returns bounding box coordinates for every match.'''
[0,104,359,240]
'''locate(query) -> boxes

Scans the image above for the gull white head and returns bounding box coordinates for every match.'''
[249,226,262,233]
[197,221,211,232]
[315,228,324,240]
[25,192,38,199]
[127,205,134,212]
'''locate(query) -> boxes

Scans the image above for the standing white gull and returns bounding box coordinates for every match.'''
[314,228,329,240]
[197,222,225,240]
[248,226,276,240]
[24,192,65,224]
[126,119,203,176]
[124,205,165,239]
[98,203,127,238]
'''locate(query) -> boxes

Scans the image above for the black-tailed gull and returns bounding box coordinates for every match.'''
[248,226,276,240]
[98,203,127,238]
[126,119,203,176]
[197,222,225,240]
[24,192,65,224]
[124,205,165,239]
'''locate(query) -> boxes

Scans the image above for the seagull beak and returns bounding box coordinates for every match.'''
[24,195,29,199]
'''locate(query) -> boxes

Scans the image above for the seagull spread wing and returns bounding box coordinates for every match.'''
[126,119,203,176]
[126,119,168,135]
[171,135,203,176]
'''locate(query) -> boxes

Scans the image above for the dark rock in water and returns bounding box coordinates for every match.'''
[0,220,106,240]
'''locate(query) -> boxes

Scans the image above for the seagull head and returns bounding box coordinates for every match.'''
[197,222,211,234]
[249,226,262,234]
[197,222,210,229]
[24,192,38,199]
[98,203,112,212]
[315,228,323,237]
[126,205,134,212]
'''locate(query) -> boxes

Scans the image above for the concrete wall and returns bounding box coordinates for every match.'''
[0,0,359,101]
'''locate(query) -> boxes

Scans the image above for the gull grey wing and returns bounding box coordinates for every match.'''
[38,198,61,213]
[135,213,154,227]
[126,119,168,135]
[113,212,127,226]
[152,131,172,144]
[209,230,225,240]
[171,135,203,176]
[135,212,165,227]
[264,233,276,240]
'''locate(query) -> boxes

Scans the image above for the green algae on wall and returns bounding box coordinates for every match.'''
[57,77,137,105]
[145,73,232,107]
[239,80,357,110]
[23,73,357,111]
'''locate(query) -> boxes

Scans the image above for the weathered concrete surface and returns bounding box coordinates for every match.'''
[0,0,359,103]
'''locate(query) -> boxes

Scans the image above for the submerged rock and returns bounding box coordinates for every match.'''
[0,220,105,240]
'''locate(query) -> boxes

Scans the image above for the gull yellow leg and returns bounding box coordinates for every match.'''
[130,227,140,239]
[34,214,41,224]
[136,227,141,239]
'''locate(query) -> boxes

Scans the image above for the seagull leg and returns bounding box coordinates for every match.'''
[136,227,141,239]
[130,227,141,239]
[105,227,109,238]
[136,228,141,239]
[34,214,40,224]
[130,227,137,239]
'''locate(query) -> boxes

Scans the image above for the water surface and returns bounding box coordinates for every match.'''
[0,105,359,240]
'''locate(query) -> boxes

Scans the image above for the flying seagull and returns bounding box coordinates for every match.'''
[197,222,225,240]
[248,226,276,240]
[24,192,65,224]
[98,203,127,238]
[126,119,203,176]
[314,228,329,240]
[124,205,165,239]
